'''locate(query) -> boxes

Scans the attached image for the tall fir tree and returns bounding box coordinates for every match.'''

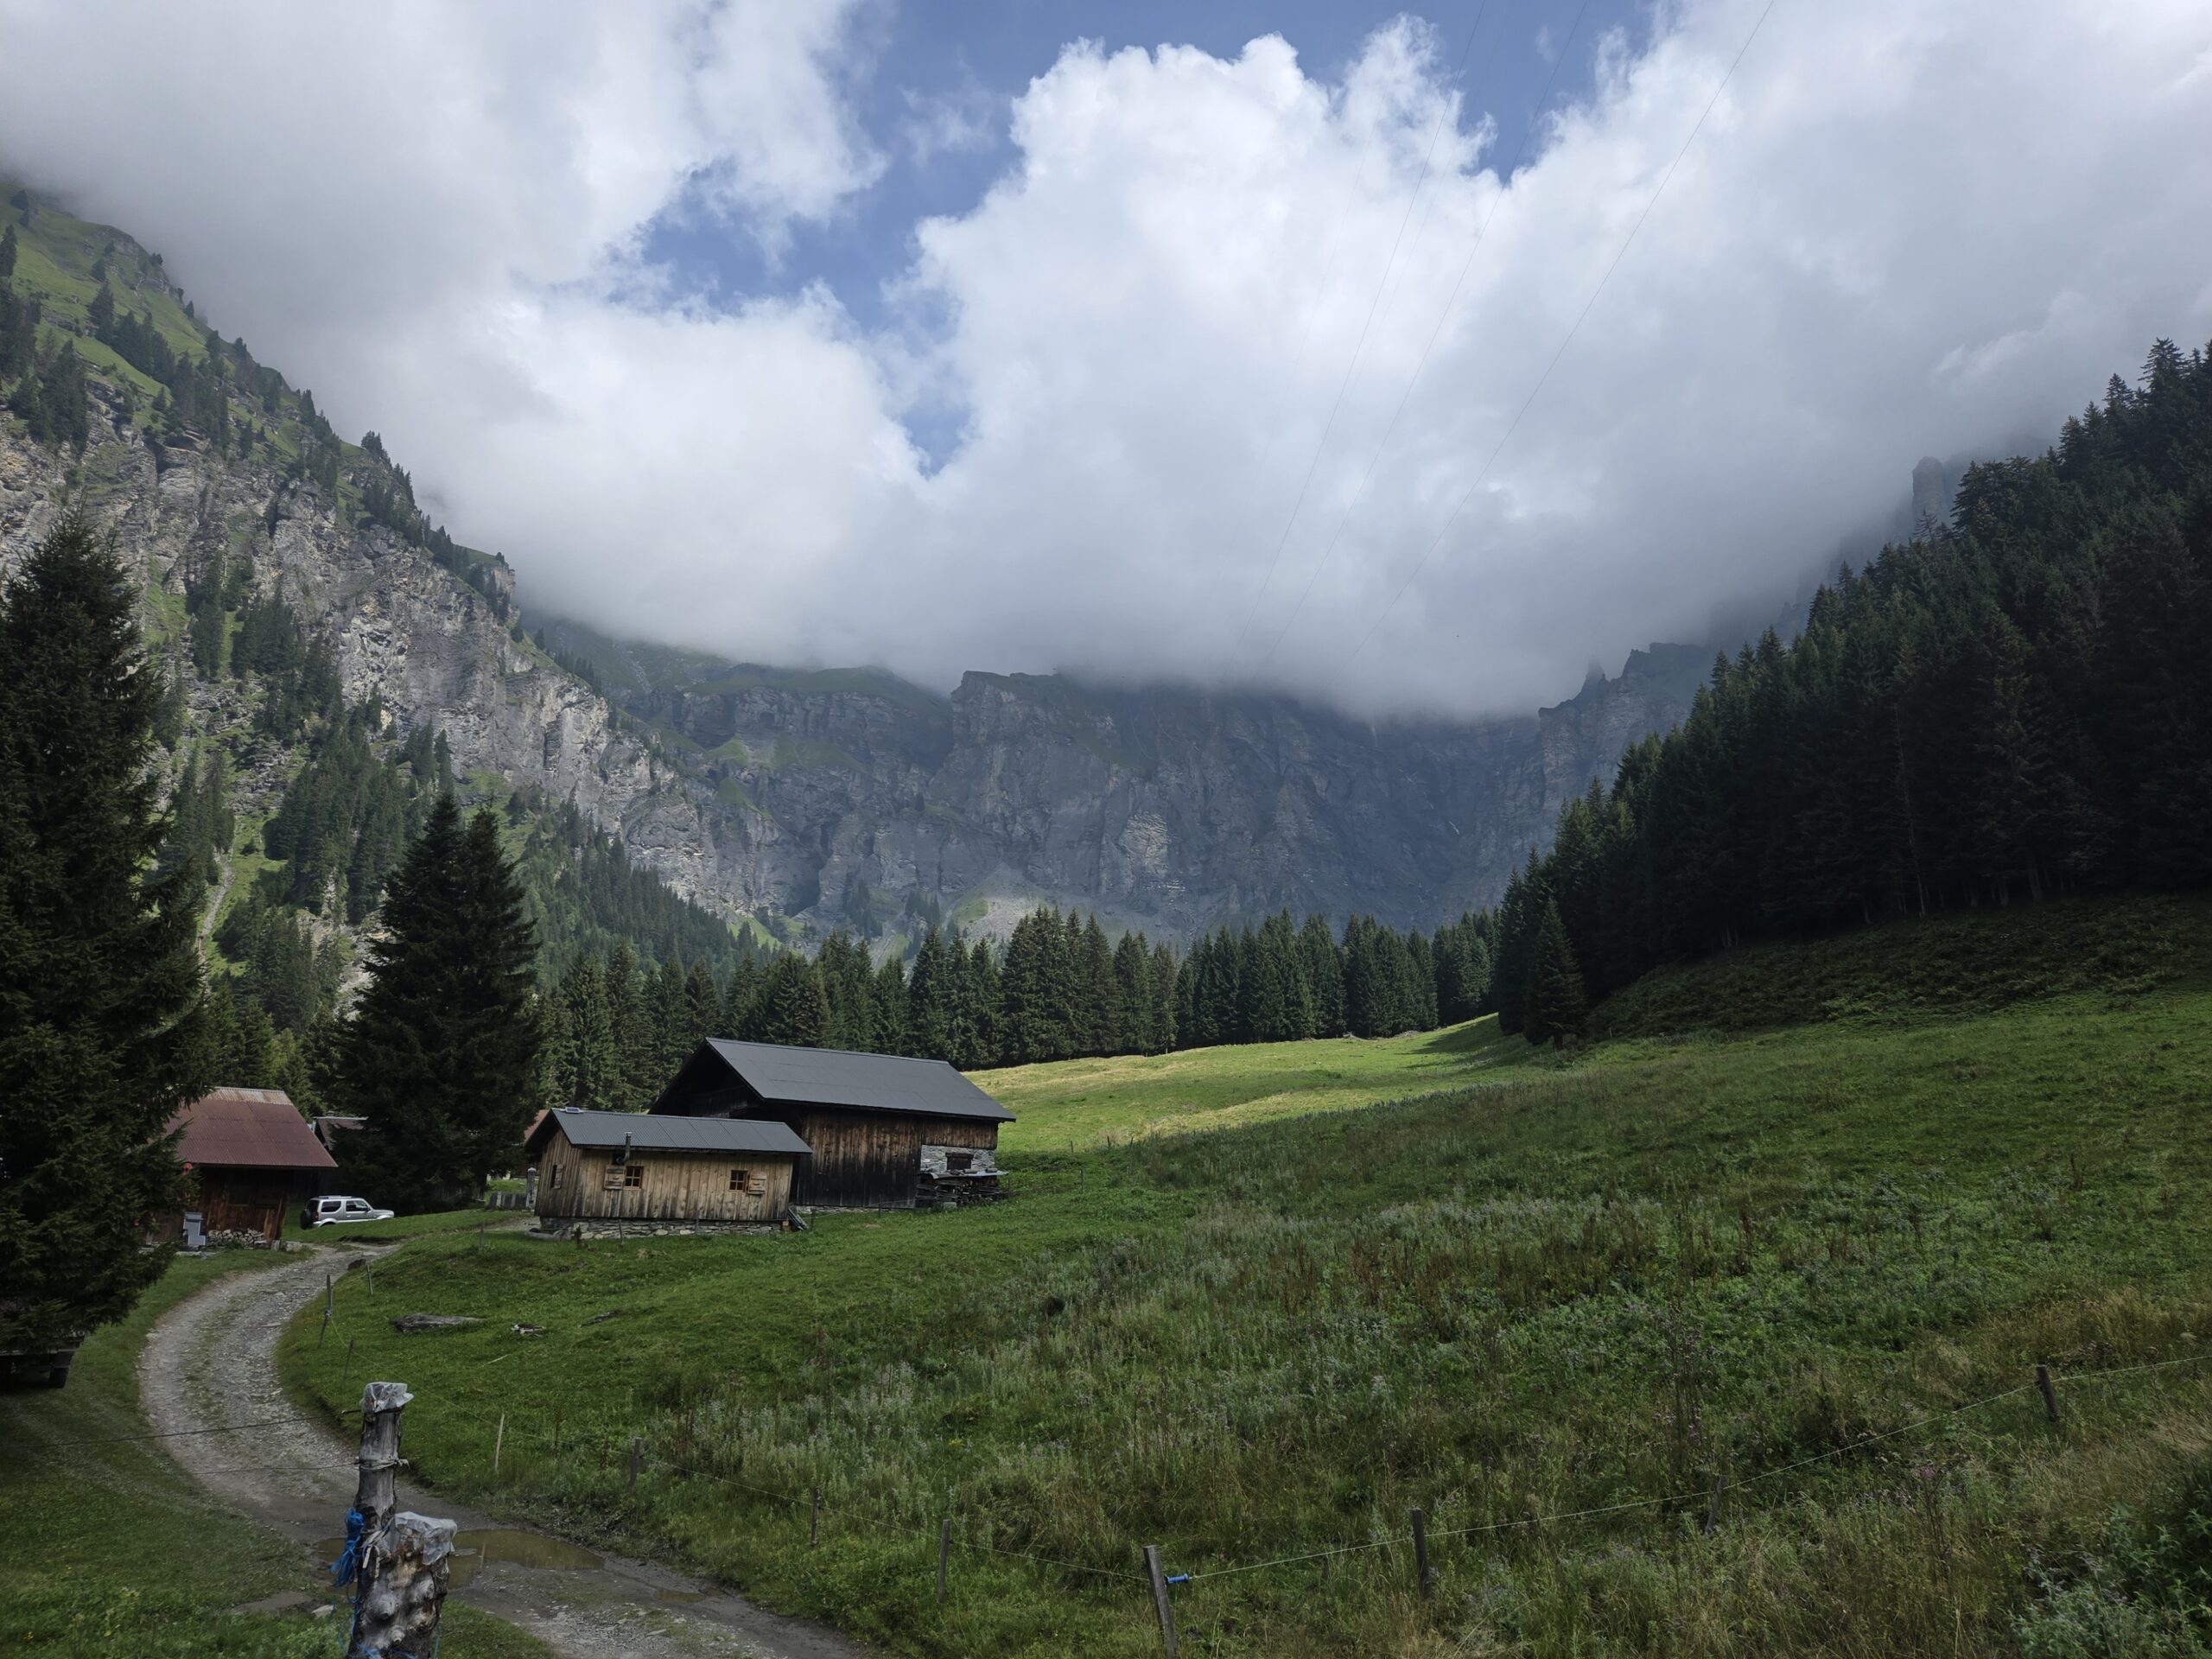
[329,799,539,1209]
[0,512,212,1348]
[754,951,830,1048]
[1522,897,1587,1050]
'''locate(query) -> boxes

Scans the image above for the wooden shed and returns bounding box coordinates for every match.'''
[523,1109,811,1229]
[169,1087,337,1243]
[648,1039,1015,1210]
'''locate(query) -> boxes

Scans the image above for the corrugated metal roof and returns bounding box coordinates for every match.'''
[527,1109,812,1159]
[701,1039,1015,1122]
[172,1088,338,1171]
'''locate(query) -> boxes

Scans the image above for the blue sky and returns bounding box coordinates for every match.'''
[645,0,1644,331]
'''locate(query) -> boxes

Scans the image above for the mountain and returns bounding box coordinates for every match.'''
[0,177,1708,964]
[548,623,1713,940]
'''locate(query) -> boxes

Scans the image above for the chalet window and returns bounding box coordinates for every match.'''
[945,1151,974,1173]
[550,1165,562,1190]
[607,1160,645,1190]
[729,1167,750,1192]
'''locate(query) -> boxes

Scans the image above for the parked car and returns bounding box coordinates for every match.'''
[304,1195,396,1227]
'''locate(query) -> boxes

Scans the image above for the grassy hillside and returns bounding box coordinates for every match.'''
[1591,890,2212,1039]
[280,903,2212,1657]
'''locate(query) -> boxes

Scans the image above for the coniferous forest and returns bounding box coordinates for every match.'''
[1484,339,2212,1040]
[539,904,1496,1108]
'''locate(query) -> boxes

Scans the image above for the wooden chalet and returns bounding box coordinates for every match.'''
[524,1108,811,1228]
[649,1039,1015,1210]
[170,1087,336,1242]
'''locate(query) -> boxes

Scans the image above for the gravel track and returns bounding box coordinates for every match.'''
[140,1246,872,1659]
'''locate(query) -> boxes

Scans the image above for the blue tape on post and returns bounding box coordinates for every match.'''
[1166,1574,1189,1586]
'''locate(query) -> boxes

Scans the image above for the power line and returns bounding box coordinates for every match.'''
[1319,0,1782,676]
[1229,0,1497,653]
[1250,0,1593,665]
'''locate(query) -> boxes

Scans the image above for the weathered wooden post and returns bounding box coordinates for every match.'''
[1143,1544,1178,1656]
[810,1485,822,1547]
[493,1413,506,1476]
[337,1382,457,1659]
[2036,1363,2060,1423]
[354,1512,457,1656]
[1703,1472,1723,1535]
[938,1517,952,1604]
[1410,1506,1431,1599]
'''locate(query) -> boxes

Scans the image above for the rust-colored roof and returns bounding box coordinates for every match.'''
[171,1088,338,1172]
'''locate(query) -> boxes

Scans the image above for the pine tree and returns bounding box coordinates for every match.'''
[1522,897,1586,1050]
[328,799,539,1210]
[754,952,830,1047]
[0,512,212,1348]
[0,224,16,283]
[905,925,955,1059]
[721,954,762,1039]
[683,959,718,1055]
[1297,913,1344,1037]
[871,952,909,1053]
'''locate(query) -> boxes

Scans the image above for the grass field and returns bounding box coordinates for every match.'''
[0,1252,550,1658]
[278,899,2212,1657]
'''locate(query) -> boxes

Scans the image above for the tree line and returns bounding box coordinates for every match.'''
[1485,338,2212,1043]
[541,902,1497,1108]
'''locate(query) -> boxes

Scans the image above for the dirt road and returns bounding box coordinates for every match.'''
[140,1247,873,1659]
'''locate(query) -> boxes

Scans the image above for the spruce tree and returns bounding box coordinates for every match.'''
[871,952,908,1053]
[906,925,955,1060]
[0,512,212,1349]
[1522,898,1586,1050]
[329,800,539,1210]
[754,952,829,1047]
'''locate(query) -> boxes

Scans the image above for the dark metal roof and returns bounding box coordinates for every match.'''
[172,1089,338,1172]
[525,1109,811,1160]
[694,1039,1015,1122]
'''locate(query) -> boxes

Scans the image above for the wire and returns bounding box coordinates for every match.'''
[29,1414,325,1449]
[1230,0,1497,653]
[1250,0,1592,665]
[1282,0,1779,673]
[1178,1350,2211,1581]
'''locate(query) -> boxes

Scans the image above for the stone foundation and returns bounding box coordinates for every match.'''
[529,1217,789,1241]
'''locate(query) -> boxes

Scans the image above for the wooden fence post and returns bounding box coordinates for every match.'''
[493,1414,505,1476]
[938,1517,951,1604]
[1410,1506,1431,1599]
[340,1382,456,1659]
[1144,1544,1178,1656]
[810,1485,822,1547]
[1704,1472,1723,1535]
[2037,1363,2060,1423]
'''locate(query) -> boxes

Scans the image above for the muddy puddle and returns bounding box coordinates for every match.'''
[318,1526,603,1589]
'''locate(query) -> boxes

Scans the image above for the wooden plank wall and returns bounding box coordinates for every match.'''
[534,1135,795,1224]
[197,1170,308,1240]
[789,1111,1001,1208]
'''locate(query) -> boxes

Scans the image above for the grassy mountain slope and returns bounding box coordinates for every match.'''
[2,181,760,1075]
[282,892,2212,1657]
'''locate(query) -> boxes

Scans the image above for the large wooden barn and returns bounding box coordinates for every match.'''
[524,1108,811,1229]
[649,1039,1015,1210]
[169,1087,336,1243]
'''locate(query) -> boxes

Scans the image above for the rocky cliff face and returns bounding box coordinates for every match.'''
[569,633,1713,939]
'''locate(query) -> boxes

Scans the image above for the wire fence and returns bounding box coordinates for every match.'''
[27,1338,2209,1643]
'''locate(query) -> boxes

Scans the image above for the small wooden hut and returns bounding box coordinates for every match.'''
[523,1109,811,1229]
[648,1039,1014,1210]
[170,1087,336,1243]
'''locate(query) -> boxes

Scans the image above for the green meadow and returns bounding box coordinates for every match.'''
[278,897,2212,1657]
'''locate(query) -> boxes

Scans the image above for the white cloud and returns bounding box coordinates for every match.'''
[1,0,2209,716]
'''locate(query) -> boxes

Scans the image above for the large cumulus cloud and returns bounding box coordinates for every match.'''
[2,0,2207,715]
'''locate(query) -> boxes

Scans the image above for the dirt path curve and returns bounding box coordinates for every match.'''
[141,1247,874,1659]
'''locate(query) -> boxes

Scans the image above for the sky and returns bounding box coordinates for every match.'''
[2,0,2209,718]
